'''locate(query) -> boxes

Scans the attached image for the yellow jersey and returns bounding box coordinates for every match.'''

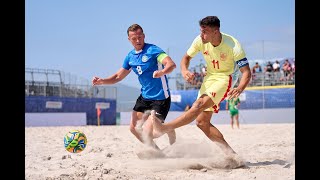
[187,32,248,79]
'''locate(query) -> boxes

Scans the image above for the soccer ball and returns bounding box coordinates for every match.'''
[64,130,87,153]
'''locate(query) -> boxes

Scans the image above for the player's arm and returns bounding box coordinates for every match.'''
[228,64,251,99]
[160,56,176,74]
[92,68,131,86]
[225,100,229,110]
[153,53,176,78]
[180,36,201,83]
[237,65,251,92]
[228,39,251,99]
[181,53,195,83]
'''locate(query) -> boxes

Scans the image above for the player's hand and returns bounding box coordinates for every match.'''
[92,76,104,86]
[227,88,242,99]
[182,70,195,83]
[153,70,164,78]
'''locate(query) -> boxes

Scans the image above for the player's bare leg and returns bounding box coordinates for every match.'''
[141,116,160,150]
[231,116,234,129]
[196,111,237,156]
[129,111,147,143]
[129,119,143,143]
[166,130,176,145]
[148,112,176,145]
[235,114,240,129]
[152,95,237,156]
[129,111,161,149]
[152,95,213,137]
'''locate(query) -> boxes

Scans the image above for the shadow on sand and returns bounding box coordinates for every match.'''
[246,159,292,168]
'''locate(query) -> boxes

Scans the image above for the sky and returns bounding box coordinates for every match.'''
[25,0,295,89]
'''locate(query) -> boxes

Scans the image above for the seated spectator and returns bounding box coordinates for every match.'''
[264,61,273,73]
[281,59,292,81]
[251,62,262,80]
[289,60,295,80]
[282,59,291,73]
[291,60,295,72]
[252,62,262,73]
[273,60,280,72]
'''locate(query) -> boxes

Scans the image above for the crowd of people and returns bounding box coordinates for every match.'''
[187,66,207,88]
[178,58,295,90]
[251,58,295,83]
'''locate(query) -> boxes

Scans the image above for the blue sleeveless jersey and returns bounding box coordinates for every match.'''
[122,43,170,100]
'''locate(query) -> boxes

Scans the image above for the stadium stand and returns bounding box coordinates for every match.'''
[169,58,295,90]
[25,68,117,125]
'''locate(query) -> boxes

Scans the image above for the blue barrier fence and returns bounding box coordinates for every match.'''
[170,87,295,111]
[25,87,294,125]
[25,96,117,125]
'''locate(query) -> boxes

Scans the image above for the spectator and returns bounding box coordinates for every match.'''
[281,59,292,80]
[264,61,273,78]
[264,61,273,73]
[251,62,262,80]
[289,60,295,80]
[291,60,295,72]
[252,62,262,73]
[272,60,280,72]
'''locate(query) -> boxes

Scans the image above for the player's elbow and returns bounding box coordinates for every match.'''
[171,63,177,70]
[114,76,124,84]
[166,62,176,73]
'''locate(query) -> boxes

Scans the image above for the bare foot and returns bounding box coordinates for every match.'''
[151,110,167,138]
[224,154,246,169]
[141,128,160,150]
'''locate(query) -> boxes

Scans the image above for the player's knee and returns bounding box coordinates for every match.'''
[196,119,208,129]
[190,100,206,112]
[191,100,201,109]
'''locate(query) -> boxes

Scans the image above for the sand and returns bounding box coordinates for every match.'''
[25,123,295,180]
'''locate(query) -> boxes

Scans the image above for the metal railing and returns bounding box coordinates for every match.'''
[170,71,295,90]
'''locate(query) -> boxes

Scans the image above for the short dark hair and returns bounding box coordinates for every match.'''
[199,16,220,28]
[127,24,143,36]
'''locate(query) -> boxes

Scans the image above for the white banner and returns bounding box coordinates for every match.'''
[95,102,110,109]
[45,101,62,109]
[171,95,181,102]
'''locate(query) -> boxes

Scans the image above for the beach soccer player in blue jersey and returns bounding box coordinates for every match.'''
[92,24,177,149]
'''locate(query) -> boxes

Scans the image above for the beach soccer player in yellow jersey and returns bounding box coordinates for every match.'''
[152,16,251,156]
